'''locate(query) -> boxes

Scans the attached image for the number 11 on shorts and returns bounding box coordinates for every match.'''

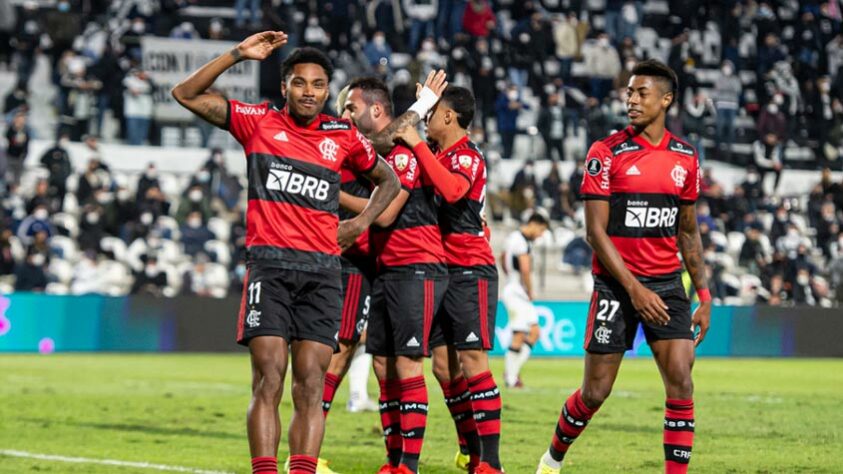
[248,281,262,305]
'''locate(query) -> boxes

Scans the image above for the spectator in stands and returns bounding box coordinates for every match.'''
[44,0,82,82]
[541,161,562,206]
[569,157,586,201]
[495,84,528,158]
[302,16,330,50]
[91,44,125,139]
[830,234,843,303]
[5,110,31,188]
[122,68,155,146]
[28,178,53,213]
[757,94,787,142]
[405,0,438,52]
[713,60,741,161]
[552,12,579,82]
[815,201,839,258]
[538,90,566,161]
[584,33,621,101]
[752,133,784,195]
[364,31,393,70]
[59,57,102,141]
[234,0,260,29]
[0,227,15,275]
[563,235,591,274]
[682,92,714,164]
[136,163,160,203]
[13,2,41,85]
[0,0,15,70]
[470,39,497,132]
[170,21,200,40]
[137,185,170,221]
[14,250,47,292]
[3,81,29,119]
[181,211,214,258]
[757,33,787,76]
[739,223,768,275]
[585,96,609,145]
[131,255,167,296]
[77,158,109,206]
[392,69,416,117]
[177,185,213,225]
[462,0,495,39]
[71,249,101,295]
[39,133,72,210]
[770,206,792,248]
[741,167,765,212]
[510,159,538,216]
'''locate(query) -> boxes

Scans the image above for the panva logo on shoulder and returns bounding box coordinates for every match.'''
[235,104,264,116]
[318,121,351,131]
[266,169,330,201]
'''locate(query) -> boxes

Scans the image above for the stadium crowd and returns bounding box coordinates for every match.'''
[0,0,841,305]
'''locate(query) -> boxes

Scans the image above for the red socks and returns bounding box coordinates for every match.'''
[379,378,403,467]
[251,457,277,474]
[399,376,428,473]
[440,376,481,466]
[549,389,600,462]
[322,372,341,417]
[664,399,695,473]
[467,371,502,469]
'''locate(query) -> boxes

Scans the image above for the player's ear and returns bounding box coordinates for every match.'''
[663,91,674,109]
[371,102,382,120]
[281,78,288,99]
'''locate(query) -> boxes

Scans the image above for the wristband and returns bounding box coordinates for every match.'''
[696,288,711,303]
[408,86,440,118]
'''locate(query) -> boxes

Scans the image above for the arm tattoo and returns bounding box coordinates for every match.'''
[368,110,421,156]
[229,48,243,63]
[197,97,228,128]
[678,206,709,291]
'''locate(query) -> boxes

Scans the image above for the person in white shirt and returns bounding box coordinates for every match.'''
[501,211,549,388]
[123,68,154,145]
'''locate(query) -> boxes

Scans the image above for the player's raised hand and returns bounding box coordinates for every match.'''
[393,125,423,148]
[417,69,449,98]
[235,31,288,61]
[337,218,365,251]
[691,301,711,347]
[630,284,670,326]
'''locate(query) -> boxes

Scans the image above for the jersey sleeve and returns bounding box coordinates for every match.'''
[446,149,482,186]
[680,153,700,204]
[345,128,378,175]
[226,100,269,145]
[580,141,613,200]
[385,145,419,191]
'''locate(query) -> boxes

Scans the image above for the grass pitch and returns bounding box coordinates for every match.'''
[0,355,841,473]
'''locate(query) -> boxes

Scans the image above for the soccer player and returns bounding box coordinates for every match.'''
[171,32,400,474]
[395,86,503,474]
[338,76,449,474]
[501,211,550,389]
[534,59,711,474]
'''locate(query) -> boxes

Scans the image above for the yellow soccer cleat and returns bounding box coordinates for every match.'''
[454,450,470,471]
[284,457,340,474]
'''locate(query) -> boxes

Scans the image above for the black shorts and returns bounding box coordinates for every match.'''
[236,264,342,349]
[339,255,376,344]
[365,265,448,357]
[584,273,693,354]
[429,265,498,351]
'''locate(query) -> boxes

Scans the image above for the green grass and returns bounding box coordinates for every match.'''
[0,355,841,473]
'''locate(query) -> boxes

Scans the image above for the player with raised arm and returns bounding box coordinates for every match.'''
[501,211,550,389]
[534,59,711,474]
[394,86,503,474]
[171,33,400,474]
[338,75,449,474]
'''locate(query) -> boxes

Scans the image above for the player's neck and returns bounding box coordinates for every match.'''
[632,119,667,146]
[438,128,467,151]
[287,106,318,127]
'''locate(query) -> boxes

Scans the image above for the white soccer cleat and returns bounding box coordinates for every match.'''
[346,398,379,413]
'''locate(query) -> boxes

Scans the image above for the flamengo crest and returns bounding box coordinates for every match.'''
[670,164,687,187]
[319,138,339,162]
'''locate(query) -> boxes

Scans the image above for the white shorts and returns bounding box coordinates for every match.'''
[502,283,538,333]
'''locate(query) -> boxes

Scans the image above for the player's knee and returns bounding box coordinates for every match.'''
[580,385,611,409]
[292,372,324,407]
[253,370,284,402]
[667,377,694,400]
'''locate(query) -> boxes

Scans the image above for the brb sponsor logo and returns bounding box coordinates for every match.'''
[625,200,678,228]
[266,164,330,201]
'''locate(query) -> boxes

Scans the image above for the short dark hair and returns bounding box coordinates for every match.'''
[348,76,394,117]
[526,211,549,226]
[440,86,475,129]
[281,47,334,82]
[631,59,678,105]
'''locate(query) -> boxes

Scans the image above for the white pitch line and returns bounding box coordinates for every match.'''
[0,449,235,474]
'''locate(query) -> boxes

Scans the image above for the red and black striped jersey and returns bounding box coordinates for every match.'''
[370,145,446,269]
[340,167,372,258]
[580,126,700,278]
[435,136,495,267]
[227,100,377,270]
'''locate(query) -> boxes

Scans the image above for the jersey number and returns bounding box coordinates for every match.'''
[248,282,262,305]
[596,299,620,322]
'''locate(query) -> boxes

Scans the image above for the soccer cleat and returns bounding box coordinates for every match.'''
[535,458,561,474]
[346,398,379,413]
[393,464,416,474]
[454,450,470,471]
[475,462,504,474]
[283,457,339,474]
[376,464,396,474]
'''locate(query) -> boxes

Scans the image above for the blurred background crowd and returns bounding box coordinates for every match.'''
[0,0,841,306]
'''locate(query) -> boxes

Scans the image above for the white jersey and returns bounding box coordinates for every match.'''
[502,230,531,288]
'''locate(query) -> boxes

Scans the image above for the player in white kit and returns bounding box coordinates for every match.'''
[501,211,549,388]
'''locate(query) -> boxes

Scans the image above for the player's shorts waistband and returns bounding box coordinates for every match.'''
[594,271,682,292]
[247,245,341,271]
[341,254,376,276]
[447,264,498,278]
[378,263,448,280]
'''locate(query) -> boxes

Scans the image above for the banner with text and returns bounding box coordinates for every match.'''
[141,37,260,122]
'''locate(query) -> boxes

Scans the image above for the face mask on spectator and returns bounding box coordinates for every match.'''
[747,173,758,184]
[97,193,113,204]
[34,209,48,220]
[189,190,203,202]
[145,264,159,277]
[797,274,810,286]
[187,217,202,229]
[626,60,635,71]
[57,1,69,12]
[197,171,210,183]
[773,95,784,105]
[146,169,157,179]
[148,237,161,248]
[31,254,45,266]
[59,137,69,148]
[767,104,779,114]
[373,35,385,47]
[86,212,100,224]
[507,90,518,101]
[140,213,154,225]
[721,64,733,76]
[132,21,145,33]
[118,190,131,201]
[598,37,610,47]
[236,264,246,279]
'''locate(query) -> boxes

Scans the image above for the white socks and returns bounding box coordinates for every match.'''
[347,344,372,404]
[542,450,562,469]
[504,347,520,387]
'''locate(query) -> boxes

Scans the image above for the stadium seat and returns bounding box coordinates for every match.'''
[51,212,80,239]
[204,240,231,266]
[727,232,746,259]
[101,236,128,262]
[8,236,26,262]
[207,217,231,242]
[48,259,74,285]
[49,236,79,262]
[45,282,70,295]
[204,262,230,298]
[62,193,80,216]
[157,216,181,240]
